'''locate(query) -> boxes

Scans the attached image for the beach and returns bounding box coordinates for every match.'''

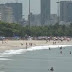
[0,39,72,51]
[0,39,72,72]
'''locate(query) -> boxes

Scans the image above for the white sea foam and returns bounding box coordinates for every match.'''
[27,45,72,51]
[0,58,11,60]
[0,45,72,57]
[0,49,27,57]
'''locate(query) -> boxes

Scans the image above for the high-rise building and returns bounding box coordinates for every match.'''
[28,13,41,26]
[0,3,22,23]
[60,1,72,22]
[0,4,14,23]
[50,14,58,25]
[6,3,22,23]
[41,0,50,25]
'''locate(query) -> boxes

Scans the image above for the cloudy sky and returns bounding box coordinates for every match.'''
[0,0,70,19]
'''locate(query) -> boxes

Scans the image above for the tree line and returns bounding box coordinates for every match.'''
[0,21,72,37]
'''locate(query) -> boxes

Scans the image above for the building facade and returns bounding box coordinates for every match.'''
[0,3,22,23]
[28,13,41,26]
[0,4,14,23]
[5,3,22,23]
[60,1,72,22]
[50,14,58,25]
[41,0,50,25]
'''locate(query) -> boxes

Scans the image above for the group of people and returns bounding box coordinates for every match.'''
[59,47,71,54]
[48,46,72,72]
[48,46,72,55]
[21,42,33,49]
[26,42,33,49]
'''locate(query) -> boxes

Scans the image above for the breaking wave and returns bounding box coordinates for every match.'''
[0,45,72,58]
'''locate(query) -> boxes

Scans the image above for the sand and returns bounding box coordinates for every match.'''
[0,39,72,51]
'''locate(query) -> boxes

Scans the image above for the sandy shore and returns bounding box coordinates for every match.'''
[0,40,72,51]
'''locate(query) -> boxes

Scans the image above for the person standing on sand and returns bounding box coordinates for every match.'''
[26,42,28,49]
[2,39,3,44]
[46,39,48,43]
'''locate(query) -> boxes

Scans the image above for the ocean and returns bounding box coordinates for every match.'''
[0,45,72,72]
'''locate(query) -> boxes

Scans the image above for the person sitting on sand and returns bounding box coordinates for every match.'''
[46,39,48,43]
[21,43,23,45]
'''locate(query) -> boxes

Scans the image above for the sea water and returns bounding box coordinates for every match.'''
[0,45,72,72]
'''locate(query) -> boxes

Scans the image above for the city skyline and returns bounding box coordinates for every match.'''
[0,0,71,19]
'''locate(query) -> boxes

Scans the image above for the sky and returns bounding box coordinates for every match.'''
[0,0,70,19]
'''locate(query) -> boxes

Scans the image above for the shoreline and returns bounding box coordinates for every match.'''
[0,40,72,52]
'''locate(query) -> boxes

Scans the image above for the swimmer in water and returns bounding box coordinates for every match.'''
[70,51,71,54]
[60,51,62,54]
[49,47,51,50]
[50,67,54,71]
[60,46,62,49]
